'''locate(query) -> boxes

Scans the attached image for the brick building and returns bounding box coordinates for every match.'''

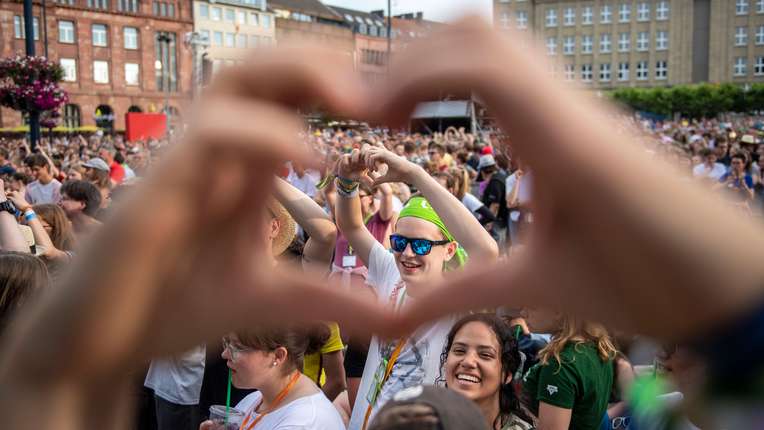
[493,0,764,89]
[0,0,194,131]
[327,6,389,83]
[269,0,354,60]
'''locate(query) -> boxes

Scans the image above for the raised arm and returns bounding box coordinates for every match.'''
[273,176,337,271]
[334,149,378,266]
[365,147,498,263]
[0,181,29,253]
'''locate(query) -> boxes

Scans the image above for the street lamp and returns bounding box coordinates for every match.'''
[156,34,172,139]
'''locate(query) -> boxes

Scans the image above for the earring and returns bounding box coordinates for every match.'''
[272,362,277,367]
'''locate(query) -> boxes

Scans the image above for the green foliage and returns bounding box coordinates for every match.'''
[608,83,764,119]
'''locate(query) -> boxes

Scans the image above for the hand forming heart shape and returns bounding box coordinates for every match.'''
[1,17,763,430]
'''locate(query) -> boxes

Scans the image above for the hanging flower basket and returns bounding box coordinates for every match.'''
[0,55,68,127]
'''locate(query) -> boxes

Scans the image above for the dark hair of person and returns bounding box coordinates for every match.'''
[403,141,416,154]
[433,171,455,192]
[0,252,49,336]
[32,204,75,251]
[61,180,102,217]
[12,172,33,185]
[731,152,748,166]
[699,148,715,158]
[236,323,331,374]
[113,151,126,164]
[495,154,509,171]
[0,148,8,159]
[439,313,533,428]
[24,154,48,169]
[428,142,445,154]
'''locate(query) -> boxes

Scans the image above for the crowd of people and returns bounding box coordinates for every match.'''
[0,20,763,430]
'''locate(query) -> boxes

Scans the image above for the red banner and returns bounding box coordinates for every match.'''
[125,113,166,142]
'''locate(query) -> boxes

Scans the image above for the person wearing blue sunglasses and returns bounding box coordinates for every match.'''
[335,144,498,429]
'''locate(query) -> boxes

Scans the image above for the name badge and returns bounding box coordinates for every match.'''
[342,255,357,268]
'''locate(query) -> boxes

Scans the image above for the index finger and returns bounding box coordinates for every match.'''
[207,46,369,119]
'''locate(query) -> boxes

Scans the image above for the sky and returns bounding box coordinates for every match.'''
[323,0,492,23]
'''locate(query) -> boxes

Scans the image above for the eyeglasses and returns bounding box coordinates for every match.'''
[222,337,252,361]
[390,234,450,256]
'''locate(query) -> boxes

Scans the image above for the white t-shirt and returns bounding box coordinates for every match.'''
[692,163,727,180]
[235,391,345,429]
[505,172,532,222]
[348,243,455,430]
[287,167,321,198]
[461,192,484,213]
[144,345,206,405]
[25,179,61,205]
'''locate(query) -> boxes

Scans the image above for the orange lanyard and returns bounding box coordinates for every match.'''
[240,372,301,430]
[362,282,409,430]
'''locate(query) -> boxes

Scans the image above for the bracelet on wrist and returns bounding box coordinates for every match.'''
[335,177,359,194]
[24,210,37,222]
[336,175,359,186]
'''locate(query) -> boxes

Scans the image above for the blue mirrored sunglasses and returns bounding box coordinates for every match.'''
[390,234,450,256]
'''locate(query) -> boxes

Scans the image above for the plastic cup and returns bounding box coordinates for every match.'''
[208,405,245,430]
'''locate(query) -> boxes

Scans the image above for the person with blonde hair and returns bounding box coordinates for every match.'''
[520,311,616,430]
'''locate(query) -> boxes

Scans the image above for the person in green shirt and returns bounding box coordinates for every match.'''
[521,312,616,429]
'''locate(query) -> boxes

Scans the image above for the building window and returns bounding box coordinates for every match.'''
[249,12,259,26]
[601,5,612,23]
[755,57,764,75]
[60,58,77,81]
[211,7,221,21]
[656,31,668,50]
[87,0,109,9]
[618,32,630,52]
[656,1,669,20]
[735,27,748,46]
[546,37,557,55]
[618,62,630,81]
[499,12,511,28]
[737,0,749,15]
[213,31,222,46]
[117,0,138,12]
[600,33,612,53]
[581,64,593,82]
[63,104,81,128]
[734,57,747,76]
[168,3,175,17]
[237,34,247,48]
[261,14,271,29]
[225,9,235,22]
[200,29,210,43]
[124,27,139,49]
[563,36,575,55]
[582,35,593,53]
[599,63,611,81]
[199,3,209,18]
[756,26,764,44]
[59,20,75,43]
[57,0,76,5]
[582,6,592,25]
[619,3,631,22]
[516,11,528,29]
[636,61,648,80]
[13,16,40,40]
[757,0,764,13]
[237,11,246,24]
[125,63,140,85]
[93,60,109,83]
[155,32,177,92]
[564,64,575,81]
[92,24,108,47]
[656,60,668,79]
[564,7,575,26]
[224,32,234,47]
[637,2,650,21]
[546,8,557,27]
[637,32,649,51]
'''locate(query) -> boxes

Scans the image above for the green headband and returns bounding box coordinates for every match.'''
[398,197,468,269]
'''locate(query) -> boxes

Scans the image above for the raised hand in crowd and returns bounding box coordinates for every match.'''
[0,47,395,430]
[374,19,764,345]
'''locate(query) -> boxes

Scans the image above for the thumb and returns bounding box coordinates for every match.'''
[359,172,375,189]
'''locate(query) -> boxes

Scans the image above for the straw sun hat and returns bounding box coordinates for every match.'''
[268,200,297,256]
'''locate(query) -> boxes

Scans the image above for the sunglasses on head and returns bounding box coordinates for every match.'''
[390,234,450,256]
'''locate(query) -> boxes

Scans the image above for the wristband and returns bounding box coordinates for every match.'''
[24,209,37,222]
[335,177,359,194]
